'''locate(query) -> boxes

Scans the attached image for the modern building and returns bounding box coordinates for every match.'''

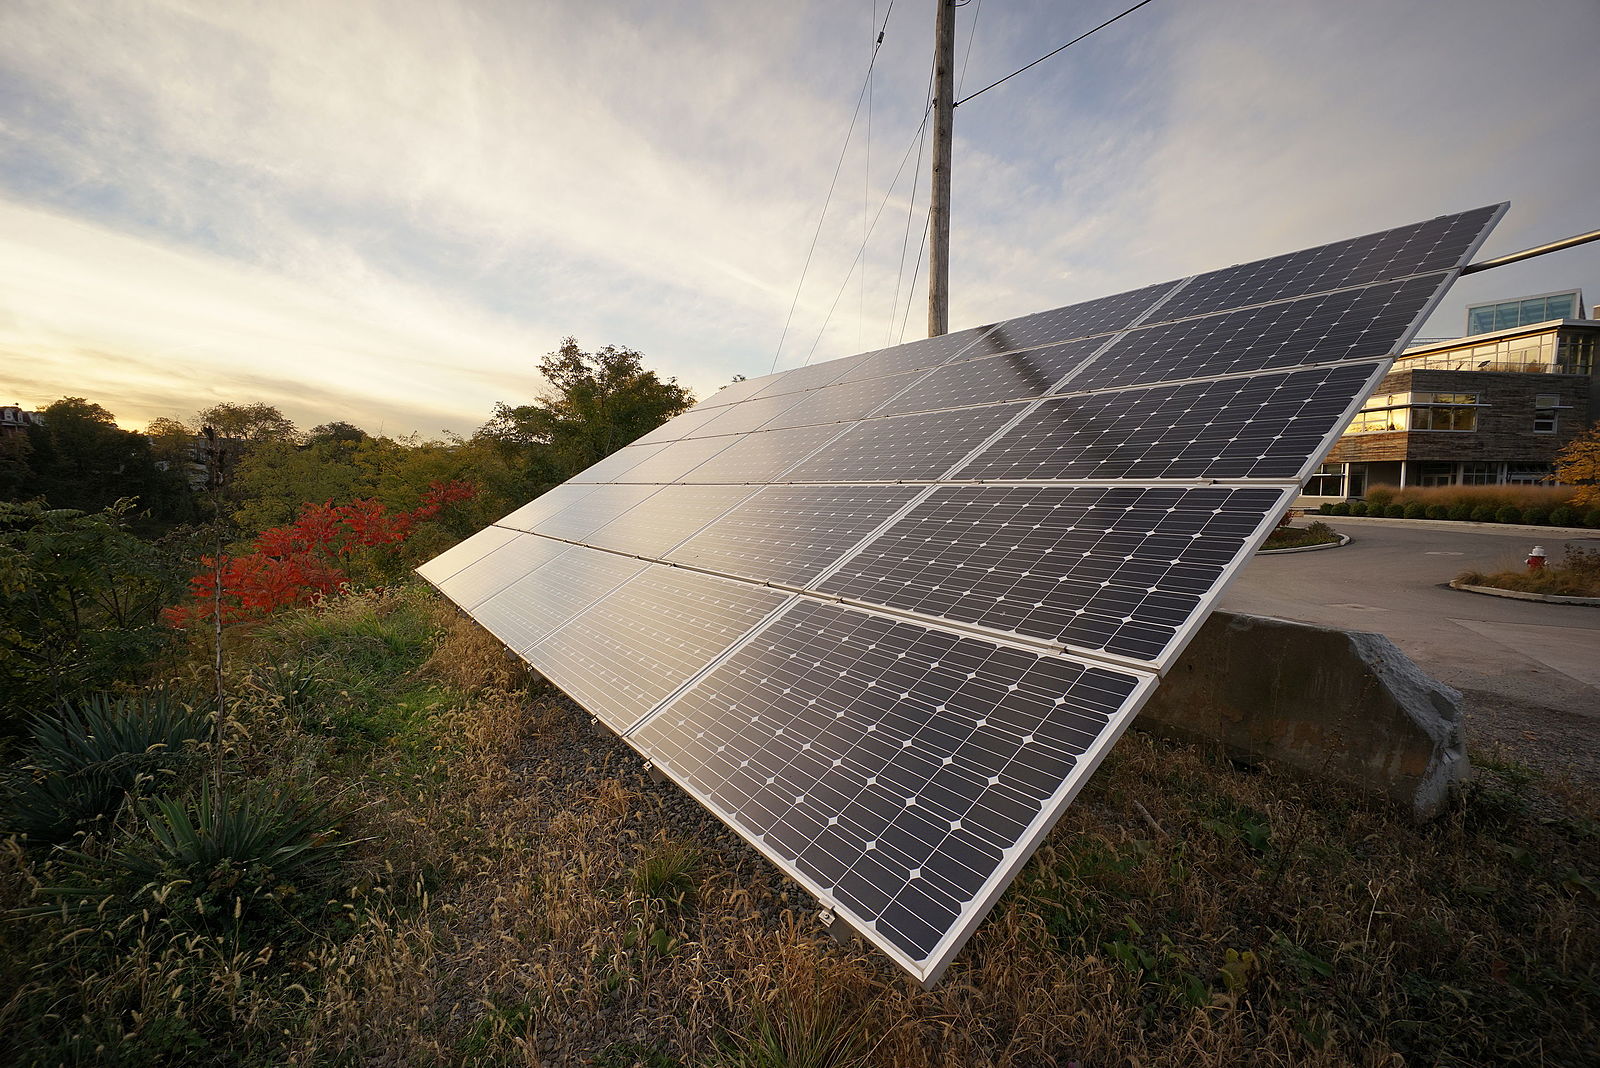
[1303,289,1597,500]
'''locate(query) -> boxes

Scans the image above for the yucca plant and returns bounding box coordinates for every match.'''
[26,780,357,933]
[2,691,208,844]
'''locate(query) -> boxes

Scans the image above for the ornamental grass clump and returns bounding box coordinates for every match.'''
[25,780,356,940]
[1,691,208,844]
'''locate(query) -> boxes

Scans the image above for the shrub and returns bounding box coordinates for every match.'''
[1330,502,1351,516]
[1495,505,1523,524]
[1521,504,1550,525]
[27,781,355,935]
[1403,502,1427,519]
[1384,503,1406,518]
[1349,502,1368,516]
[1586,507,1600,528]
[1448,502,1473,521]
[1550,505,1576,526]
[1470,505,1497,522]
[2,692,208,844]
[1426,504,1450,520]
[1365,487,1395,509]
[1318,502,1333,515]
[0,501,185,739]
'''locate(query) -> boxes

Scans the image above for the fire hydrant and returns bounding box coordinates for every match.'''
[1527,545,1547,572]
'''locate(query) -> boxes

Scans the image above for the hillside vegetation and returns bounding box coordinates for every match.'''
[3,587,1595,1066]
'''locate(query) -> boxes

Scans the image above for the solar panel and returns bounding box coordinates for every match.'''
[469,545,650,652]
[420,203,1506,986]
[954,362,1388,483]
[816,484,1294,665]
[874,336,1108,418]
[628,599,1151,974]
[524,566,793,733]
[1069,275,1446,391]
[783,404,1023,483]
[584,485,756,558]
[665,484,926,587]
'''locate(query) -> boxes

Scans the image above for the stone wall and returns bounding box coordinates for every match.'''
[1139,611,1468,821]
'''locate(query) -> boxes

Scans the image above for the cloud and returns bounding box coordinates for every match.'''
[0,0,1596,434]
[0,200,545,433]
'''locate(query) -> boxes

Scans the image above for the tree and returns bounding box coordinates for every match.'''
[308,421,369,445]
[19,398,192,523]
[1554,419,1600,507]
[479,338,693,485]
[194,402,299,444]
[0,501,184,740]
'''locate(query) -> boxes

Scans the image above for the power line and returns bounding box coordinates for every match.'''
[771,1,898,373]
[955,0,1157,107]
[802,107,937,366]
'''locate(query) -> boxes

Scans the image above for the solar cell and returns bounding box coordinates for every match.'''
[584,485,756,558]
[874,336,1107,418]
[956,362,1386,483]
[784,404,1024,483]
[665,484,926,587]
[1069,275,1445,391]
[817,484,1293,664]
[526,567,792,733]
[628,599,1149,978]
[749,352,871,398]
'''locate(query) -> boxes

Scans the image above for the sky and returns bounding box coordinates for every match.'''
[1,0,1596,437]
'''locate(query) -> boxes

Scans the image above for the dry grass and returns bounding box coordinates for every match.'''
[4,588,1597,1066]
[1458,543,1600,597]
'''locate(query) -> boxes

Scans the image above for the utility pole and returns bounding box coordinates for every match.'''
[927,0,955,337]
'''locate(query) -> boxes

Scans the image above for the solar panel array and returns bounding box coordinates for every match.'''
[419,204,1505,985]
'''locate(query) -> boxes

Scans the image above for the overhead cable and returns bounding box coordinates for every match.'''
[955,0,1156,107]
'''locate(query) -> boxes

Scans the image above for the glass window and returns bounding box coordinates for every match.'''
[1416,461,1455,487]
[1547,294,1576,318]
[1507,463,1553,485]
[1468,307,1497,334]
[1304,463,1346,496]
[1459,462,1499,486]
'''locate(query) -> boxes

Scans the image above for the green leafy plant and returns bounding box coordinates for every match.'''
[28,780,356,934]
[2,691,207,843]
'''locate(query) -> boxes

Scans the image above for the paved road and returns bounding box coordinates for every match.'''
[1225,517,1600,779]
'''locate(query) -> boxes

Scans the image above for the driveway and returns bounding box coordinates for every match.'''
[1224,517,1600,782]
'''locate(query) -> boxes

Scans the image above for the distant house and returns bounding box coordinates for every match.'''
[0,405,45,438]
[1302,289,1597,500]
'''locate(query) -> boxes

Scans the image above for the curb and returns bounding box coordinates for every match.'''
[1447,579,1600,606]
[1307,515,1598,538]
[1258,533,1350,555]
